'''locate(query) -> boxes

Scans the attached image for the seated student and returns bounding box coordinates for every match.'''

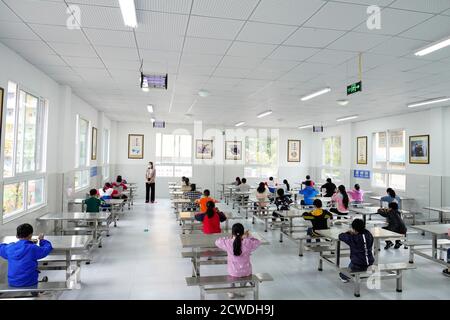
[215,223,261,299]
[443,229,450,277]
[302,199,333,243]
[377,202,407,249]
[195,201,227,234]
[99,183,117,199]
[330,185,350,218]
[0,224,53,288]
[380,188,402,209]
[320,178,337,197]
[348,184,364,203]
[301,175,315,188]
[85,188,102,213]
[181,176,186,185]
[181,178,191,192]
[112,175,128,200]
[299,181,319,206]
[255,182,269,211]
[196,189,218,213]
[184,183,202,211]
[338,219,375,283]
[272,188,293,222]
[237,178,251,193]
[232,177,242,186]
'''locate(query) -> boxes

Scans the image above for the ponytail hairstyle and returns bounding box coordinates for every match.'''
[386,188,396,198]
[232,223,245,256]
[206,201,216,218]
[257,182,266,194]
[283,179,290,191]
[338,185,349,209]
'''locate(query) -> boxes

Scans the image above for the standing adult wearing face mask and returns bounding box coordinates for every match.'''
[146,162,156,204]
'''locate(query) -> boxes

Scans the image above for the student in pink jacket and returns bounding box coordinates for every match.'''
[330,185,350,219]
[348,184,364,203]
[215,223,261,299]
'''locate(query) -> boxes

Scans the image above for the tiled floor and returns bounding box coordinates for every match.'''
[56,199,450,300]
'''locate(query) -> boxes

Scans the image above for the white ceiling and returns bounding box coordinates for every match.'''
[1,0,450,127]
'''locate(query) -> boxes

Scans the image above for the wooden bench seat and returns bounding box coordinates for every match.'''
[0,282,71,299]
[339,262,416,297]
[186,273,273,300]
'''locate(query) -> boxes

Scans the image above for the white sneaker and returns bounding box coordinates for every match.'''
[227,292,236,299]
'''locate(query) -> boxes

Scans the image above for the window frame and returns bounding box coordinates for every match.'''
[102,128,110,181]
[244,136,279,179]
[155,133,193,177]
[2,81,48,223]
[74,115,91,191]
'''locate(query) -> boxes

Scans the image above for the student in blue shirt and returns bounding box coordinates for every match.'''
[299,180,319,206]
[0,223,53,287]
[380,188,402,209]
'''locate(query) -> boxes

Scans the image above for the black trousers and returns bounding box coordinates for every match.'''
[146,183,155,202]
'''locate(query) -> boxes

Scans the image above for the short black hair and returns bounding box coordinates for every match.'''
[388,202,399,210]
[17,223,33,239]
[306,175,311,179]
[277,188,284,196]
[190,183,196,191]
[242,178,247,183]
[352,219,365,233]
[204,189,210,197]
[326,178,332,183]
[313,199,322,208]
[305,180,312,187]
[269,177,274,181]
[90,189,97,196]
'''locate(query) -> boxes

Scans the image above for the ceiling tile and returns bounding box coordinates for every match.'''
[327,32,392,52]
[0,21,40,40]
[353,8,433,35]
[304,2,367,31]
[307,49,358,65]
[135,32,184,51]
[285,27,345,48]
[219,55,263,69]
[84,28,135,47]
[63,56,104,68]
[96,45,139,60]
[75,4,129,30]
[181,53,223,66]
[369,37,430,57]
[136,11,188,35]
[103,59,141,70]
[400,15,450,41]
[192,0,259,20]
[187,16,244,40]
[389,0,450,13]
[3,0,68,25]
[21,53,67,66]
[30,24,88,43]
[1,38,55,56]
[213,67,252,78]
[0,1,21,22]
[237,22,297,44]
[135,0,193,14]
[250,0,326,25]
[269,46,320,61]
[227,41,276,58]
[49,41,98,57]
[183,37,232,55]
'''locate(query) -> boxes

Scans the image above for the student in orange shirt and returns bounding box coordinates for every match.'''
[196,189,218,213]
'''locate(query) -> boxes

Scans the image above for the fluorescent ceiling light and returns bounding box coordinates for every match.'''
[257,110,272,118]
[336,115,358,122]
[198,89,210,98]
[150,117,155,123]
[300,87,331,101]
[415,37,450,56]
[337,99,349,106]
[298,124,313,129]
[147,105,154,113]
[118,0,137,28]
[235,121,245,127]
[407,97,450,108]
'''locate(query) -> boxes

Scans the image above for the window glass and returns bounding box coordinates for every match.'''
[27,179,44,208]
[322,136,341,167]
[3,182,25,217]
[389,174,406,191]
[155,133,192,176]
[3,82,17,178]
[77,117,89,168]
[244,136,278,178]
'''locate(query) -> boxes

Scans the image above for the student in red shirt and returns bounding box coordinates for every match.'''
[194,201,227,234]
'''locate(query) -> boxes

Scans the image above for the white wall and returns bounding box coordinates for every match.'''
[113,122,312,199]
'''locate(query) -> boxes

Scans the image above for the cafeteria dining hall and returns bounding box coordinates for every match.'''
[0,0,448,313]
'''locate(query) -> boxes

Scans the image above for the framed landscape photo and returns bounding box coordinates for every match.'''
[196,140,213,159]
[91,127,97,160]
[287,140,301,162]
[409,135,429,164]
[128,134,144,159]
[357,136,368,165]
[225,141,242,160]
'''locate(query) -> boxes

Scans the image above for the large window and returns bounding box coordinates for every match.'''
[155,133,192,177]
[321,136,342,181]
[102,128,110,180]
[372,130,406,190]
[244,136,278,178]
[74,115,90,190]
[2,81,47,220]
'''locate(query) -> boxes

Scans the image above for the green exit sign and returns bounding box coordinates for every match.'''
[347,81,362,95]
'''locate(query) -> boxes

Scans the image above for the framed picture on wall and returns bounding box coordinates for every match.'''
[225,141,242,160]
[128,134,144,159]
[91,127,97,160]
[195,140,213,159]
[287,140,301,162]
[409,135,429,164]
[0,87,3,147]
[356,136,368,165]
